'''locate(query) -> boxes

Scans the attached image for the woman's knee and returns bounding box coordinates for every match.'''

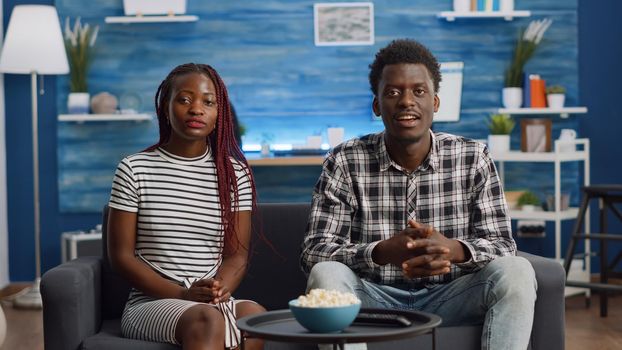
[176,305,225,343]
[236,301,266,319]
[307,261,359,292]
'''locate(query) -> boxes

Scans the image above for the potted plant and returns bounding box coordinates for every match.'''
[64,17,99,114]
[487,114,515,155]
[517,191,542,211]
[503,18,553,108]
[546,85,566,109]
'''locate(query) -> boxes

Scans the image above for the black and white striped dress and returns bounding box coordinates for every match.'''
[108,147,252,347]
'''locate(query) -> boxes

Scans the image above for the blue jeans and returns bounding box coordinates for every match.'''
[307,256,537,350]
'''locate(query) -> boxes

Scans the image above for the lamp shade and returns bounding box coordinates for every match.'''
[0,5,69,75]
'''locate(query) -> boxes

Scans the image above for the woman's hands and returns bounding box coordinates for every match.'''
[183,278,231,304]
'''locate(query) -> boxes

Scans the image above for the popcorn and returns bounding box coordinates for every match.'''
[297,289,361,307]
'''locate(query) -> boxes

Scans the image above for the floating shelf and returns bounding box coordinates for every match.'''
[509,208,579,221]
[58,114,153,122]
[105,15,199,24]
[437,10,531,21]
[497,106,588,118]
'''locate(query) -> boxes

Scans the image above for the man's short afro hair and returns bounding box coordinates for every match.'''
[368,39,442,96]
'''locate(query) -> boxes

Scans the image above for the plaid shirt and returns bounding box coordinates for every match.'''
[300,131,515,287]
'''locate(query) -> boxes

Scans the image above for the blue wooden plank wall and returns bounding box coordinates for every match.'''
[56,0,581,212]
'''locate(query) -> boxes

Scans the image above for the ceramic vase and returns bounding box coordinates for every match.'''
[67,92,90,114]
[547,94,565,109]
[502,87,523,109]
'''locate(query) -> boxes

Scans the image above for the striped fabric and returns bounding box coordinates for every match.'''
[109,147,252,347]
[301,131,516,287]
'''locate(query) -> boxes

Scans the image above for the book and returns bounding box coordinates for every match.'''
[530,77,547,108]
[523,73,532,107]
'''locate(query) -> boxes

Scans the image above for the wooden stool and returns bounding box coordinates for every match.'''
[564,185,622,317]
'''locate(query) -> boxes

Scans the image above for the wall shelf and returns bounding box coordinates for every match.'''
[437,10,531,21]
[105,15,198,24]
[58,114,153,122]
[247,156,324,167]
[498,106,588,118]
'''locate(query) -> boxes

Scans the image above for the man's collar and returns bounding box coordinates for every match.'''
[377,129,439,173]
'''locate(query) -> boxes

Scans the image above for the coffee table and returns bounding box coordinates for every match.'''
[237,308,442,350]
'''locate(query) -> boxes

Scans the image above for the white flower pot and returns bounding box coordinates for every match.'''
[500,0,514,12]
[488,134,510,155]
[502,87,523,109]
[67,92,90,114]
[547,94,565,109]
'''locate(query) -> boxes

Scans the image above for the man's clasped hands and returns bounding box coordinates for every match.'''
[373,220,469,279]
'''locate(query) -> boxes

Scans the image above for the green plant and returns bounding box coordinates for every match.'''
[488,114,515,135]
[517,191,541,207]
[546,85,566,95]
[64,17,99,93]
[504,18,553,87]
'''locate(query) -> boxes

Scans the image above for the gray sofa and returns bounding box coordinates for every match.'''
[41,203,565,350]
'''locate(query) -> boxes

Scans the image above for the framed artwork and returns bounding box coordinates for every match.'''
[314,2,374,46]
[521,118,552,152]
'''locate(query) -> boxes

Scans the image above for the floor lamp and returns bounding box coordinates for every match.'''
[0,5,69,309]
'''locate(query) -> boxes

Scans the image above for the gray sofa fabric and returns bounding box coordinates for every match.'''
[41,203,565,350]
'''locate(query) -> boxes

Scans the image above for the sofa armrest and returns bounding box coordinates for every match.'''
[517,251,565,350]
[41,256,102,350]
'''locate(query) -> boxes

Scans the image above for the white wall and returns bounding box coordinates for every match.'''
[0,0,10,288]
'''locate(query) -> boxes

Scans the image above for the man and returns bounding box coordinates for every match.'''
[300,39,536,349]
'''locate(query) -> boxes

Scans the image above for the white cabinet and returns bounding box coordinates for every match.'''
[493,138,591,296]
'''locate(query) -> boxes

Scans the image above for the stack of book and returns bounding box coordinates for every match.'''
[523,74,547,108]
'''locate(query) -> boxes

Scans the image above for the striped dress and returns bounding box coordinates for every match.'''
[108,147,253,347]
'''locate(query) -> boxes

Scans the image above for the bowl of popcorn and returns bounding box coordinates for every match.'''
[289,288,361,333]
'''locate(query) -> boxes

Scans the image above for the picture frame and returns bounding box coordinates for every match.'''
[521,118,552,152]
[314,2,374,46]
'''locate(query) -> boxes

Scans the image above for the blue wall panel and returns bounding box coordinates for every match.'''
[55,0,581,213]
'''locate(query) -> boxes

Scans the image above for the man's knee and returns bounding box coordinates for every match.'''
[307,261,359,292]
[487,256,537,299]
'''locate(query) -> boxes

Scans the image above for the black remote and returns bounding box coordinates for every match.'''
[353,313,412,327]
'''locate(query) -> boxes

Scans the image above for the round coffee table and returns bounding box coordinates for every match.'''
[237,308,442,350]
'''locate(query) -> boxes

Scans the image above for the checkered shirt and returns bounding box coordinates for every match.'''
[300,131,516,287]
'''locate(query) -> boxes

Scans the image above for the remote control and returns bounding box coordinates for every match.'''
[353,313,412,327]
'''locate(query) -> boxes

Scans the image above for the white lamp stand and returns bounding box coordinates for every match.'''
[0,5,69,309]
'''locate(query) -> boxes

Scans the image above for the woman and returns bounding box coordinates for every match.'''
[108,63,264,350]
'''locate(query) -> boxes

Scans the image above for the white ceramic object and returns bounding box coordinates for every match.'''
[306,135,322,149]
[557,128,577,152]
[502,87,523,109]
[453,0,471,13]
[547,94,565,109]
[500,0,515,12]
[327,127,345,148]
[488,134,510,155]
[67,92,90,114]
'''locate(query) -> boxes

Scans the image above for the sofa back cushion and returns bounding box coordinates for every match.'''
[236,202,311,310]
[101,202,312,318]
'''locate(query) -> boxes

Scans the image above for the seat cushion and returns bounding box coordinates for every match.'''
[82,320,178,350]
